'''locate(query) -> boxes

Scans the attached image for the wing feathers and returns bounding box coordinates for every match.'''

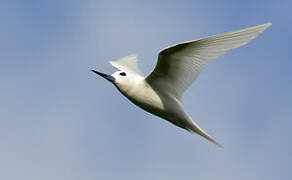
[146,23,271,97]
[109,54,144,76]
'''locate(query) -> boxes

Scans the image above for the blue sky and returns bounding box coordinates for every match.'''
[0,0,291,179]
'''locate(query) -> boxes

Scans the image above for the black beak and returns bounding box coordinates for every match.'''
[91,70,115,83]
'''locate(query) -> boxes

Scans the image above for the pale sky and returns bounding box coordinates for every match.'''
[0,0,291,179]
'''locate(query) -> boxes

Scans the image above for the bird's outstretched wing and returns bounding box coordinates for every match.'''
[146,23,271,98]
[110,54,144,76]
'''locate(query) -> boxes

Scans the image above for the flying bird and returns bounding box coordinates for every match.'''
[92,23,271,148]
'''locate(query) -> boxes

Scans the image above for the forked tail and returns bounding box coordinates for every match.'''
[187,120,224,148]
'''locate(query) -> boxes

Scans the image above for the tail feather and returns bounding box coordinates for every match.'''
[187,121,224,148]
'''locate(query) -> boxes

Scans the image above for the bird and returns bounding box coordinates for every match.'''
[92,23,271,148]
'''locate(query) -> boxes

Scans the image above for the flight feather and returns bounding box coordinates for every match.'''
[146,23,272,97]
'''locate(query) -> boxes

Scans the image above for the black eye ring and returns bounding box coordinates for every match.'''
[119,72,126,76]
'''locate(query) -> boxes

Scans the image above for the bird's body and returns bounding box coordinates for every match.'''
[112,71,224,147]
[92,23,271,148]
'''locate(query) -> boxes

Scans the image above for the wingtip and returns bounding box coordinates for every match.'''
[264,22,272,27]
[259,22,272,30]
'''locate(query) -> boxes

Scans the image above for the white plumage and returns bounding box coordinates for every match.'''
[146,23,271,98]
[110,54,144,76]
[92,23,271,148]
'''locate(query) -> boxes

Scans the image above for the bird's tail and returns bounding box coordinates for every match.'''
[187,120,224,148]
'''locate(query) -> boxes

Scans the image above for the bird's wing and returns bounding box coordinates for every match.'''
[146,23,271,98]
[109,54,144,76]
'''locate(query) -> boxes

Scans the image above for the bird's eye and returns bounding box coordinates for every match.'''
[119,72,126,76]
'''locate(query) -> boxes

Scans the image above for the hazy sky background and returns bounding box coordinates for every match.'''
[0,0,291,179]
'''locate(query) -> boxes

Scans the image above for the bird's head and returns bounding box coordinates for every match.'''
[91,70,139,93]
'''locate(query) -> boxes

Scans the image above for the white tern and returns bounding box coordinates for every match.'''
[92,23,271,148]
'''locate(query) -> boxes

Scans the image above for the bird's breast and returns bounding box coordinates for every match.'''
[120,82,166,115]
[116,80,190,130]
